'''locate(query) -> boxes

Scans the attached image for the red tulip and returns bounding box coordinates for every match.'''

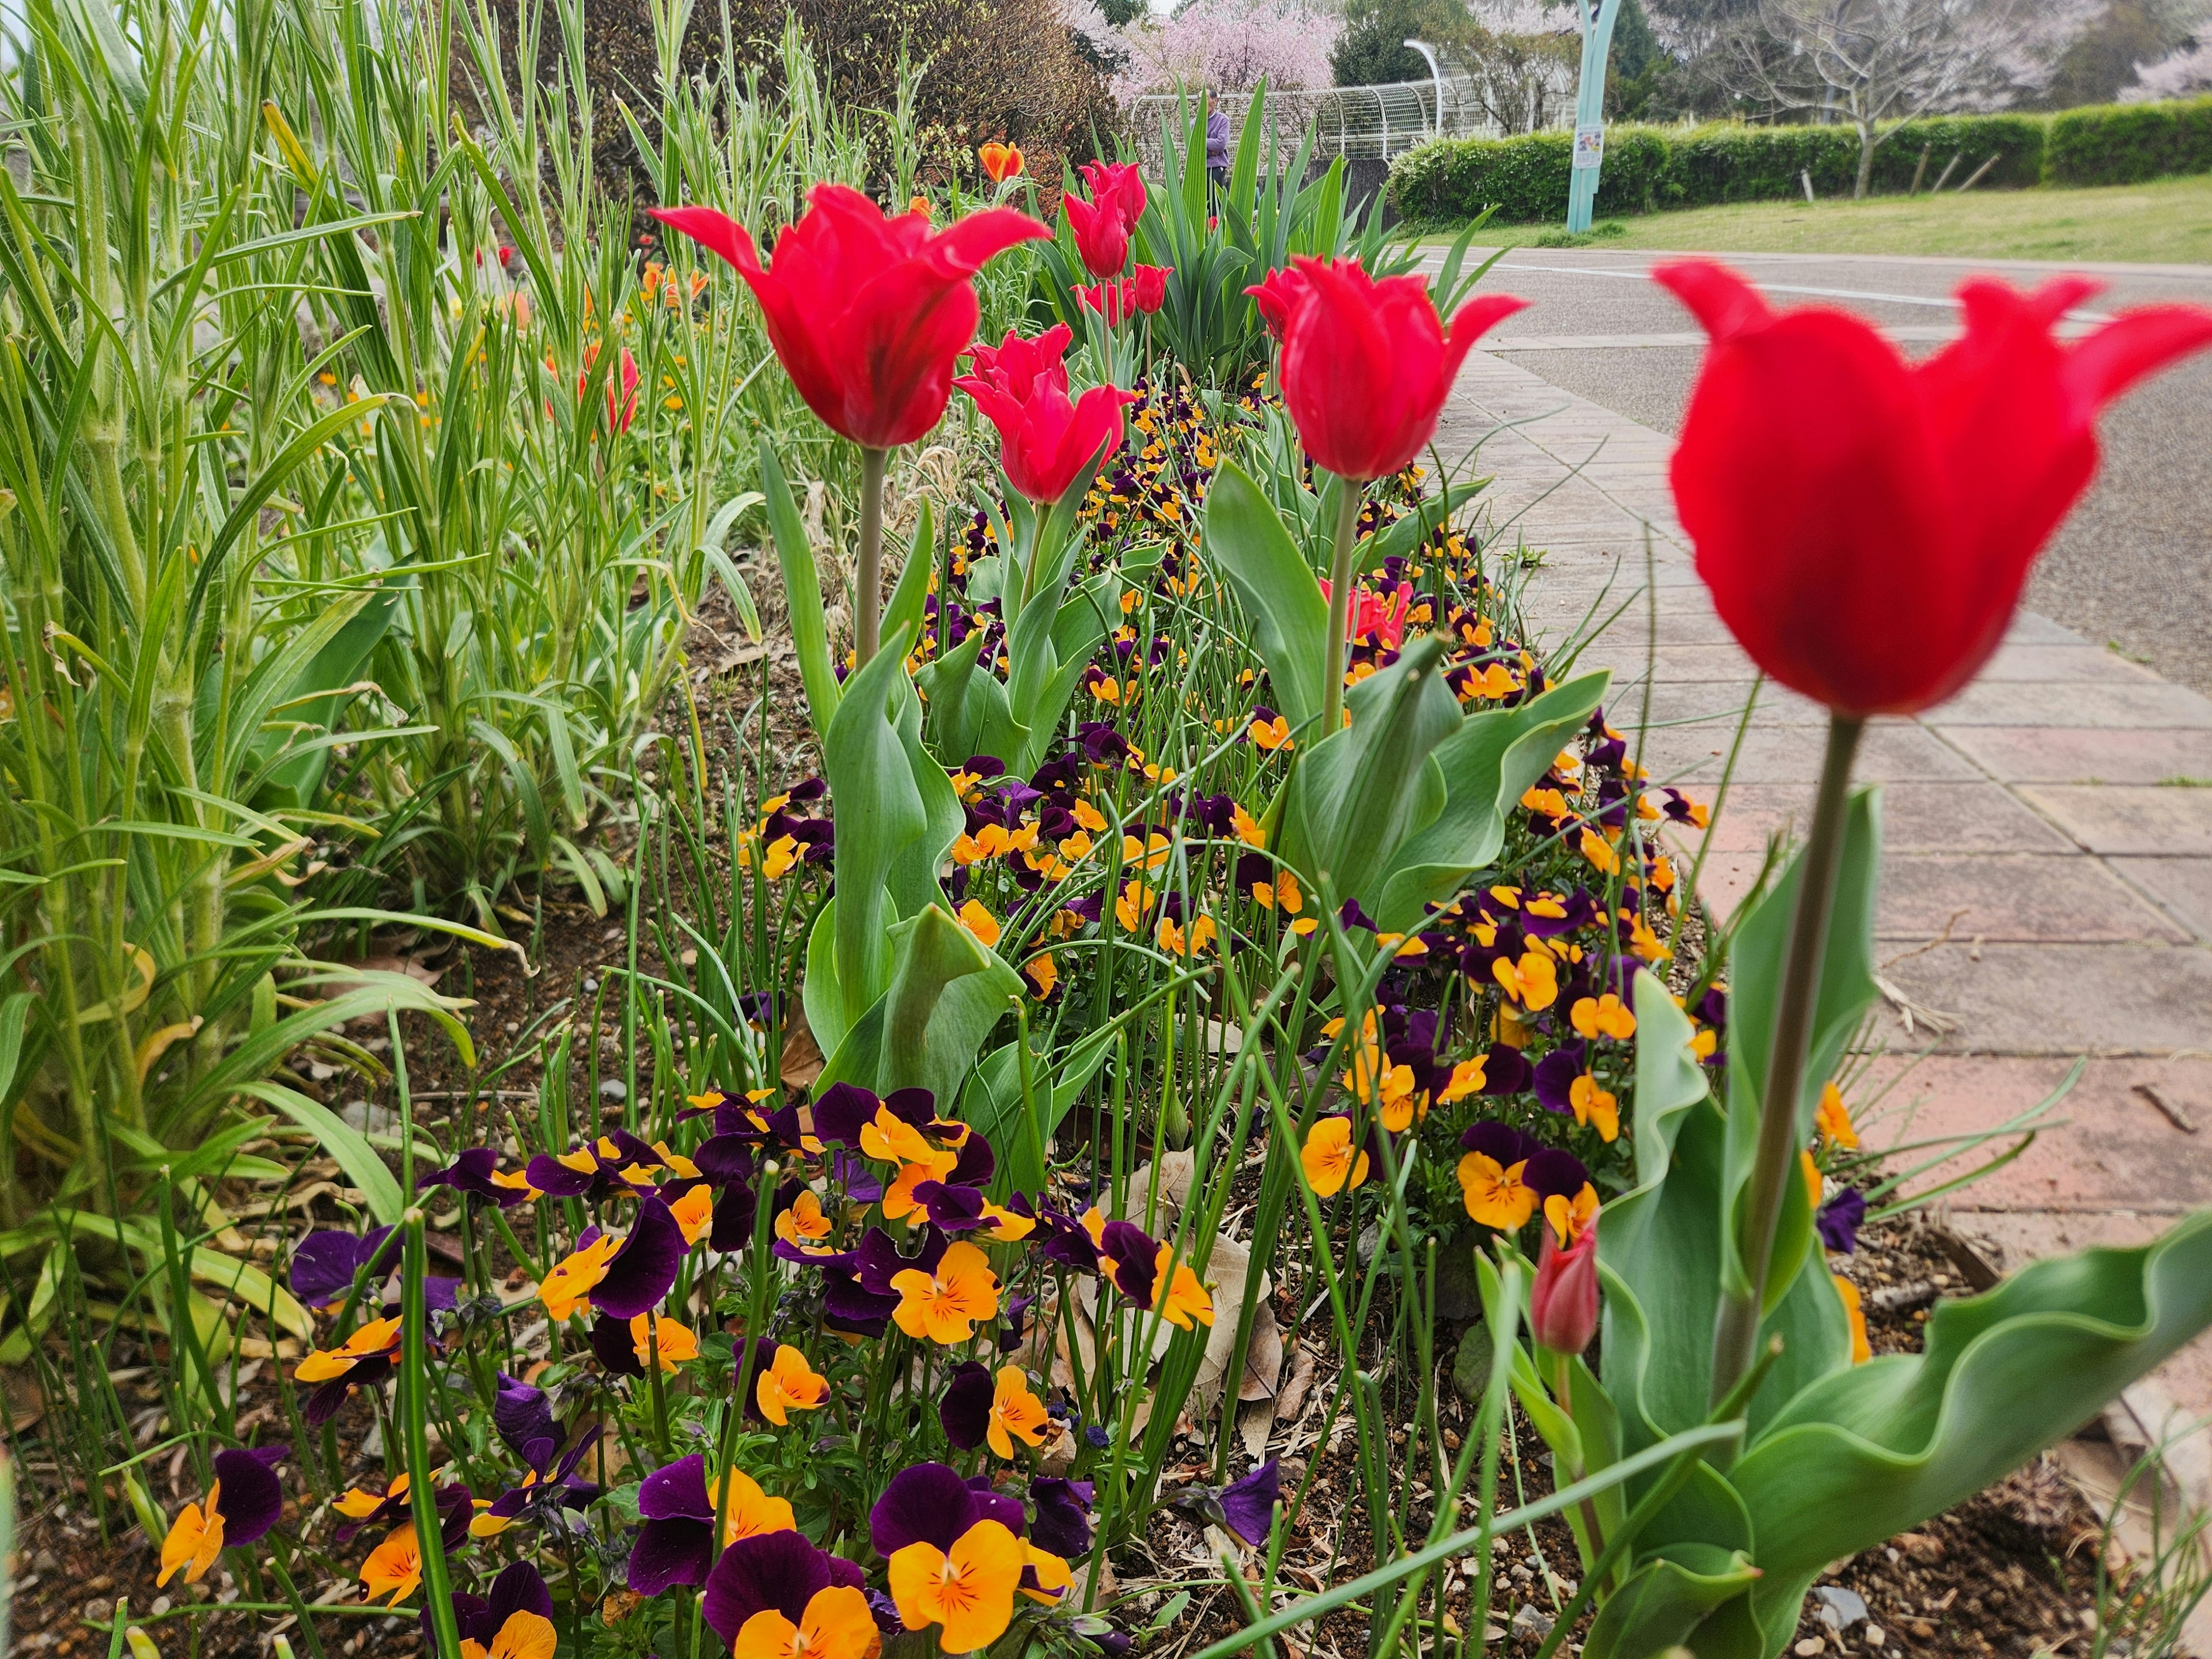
[1279,257,1527,482]
[1130,264,1171,316]
[957,329,1136,506]
[1529,1216,1599,1357]
[578,343,639,434]
[649,187,1048,452]
[1063,161,1146,279]
[1657,259,2212,716]
[1244,265,1308,343]
[1073,279,1130,326]
[963,324,1073,403]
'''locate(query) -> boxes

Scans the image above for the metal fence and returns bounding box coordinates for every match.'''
[1128,71,1574,169]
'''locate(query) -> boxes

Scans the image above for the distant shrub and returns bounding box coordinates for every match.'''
[1388,98,2200,224]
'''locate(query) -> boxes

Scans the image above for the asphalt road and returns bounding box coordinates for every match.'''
[1454,248,2212,698]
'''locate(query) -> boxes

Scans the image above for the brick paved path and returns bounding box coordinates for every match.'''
[1435,349,2212,1410]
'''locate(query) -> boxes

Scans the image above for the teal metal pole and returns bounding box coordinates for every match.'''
[1565,0,1623,234]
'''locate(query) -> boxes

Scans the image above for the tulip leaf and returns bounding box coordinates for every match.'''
[1361,478,1493,572]
[888,665,963,922]
[961,1025,1118,1196]
[1733,1206,2212,1590]
[1278,635,1461,903]
[760,440,840,745]
[1584,1548,1764,1659]
[916,628,1008,765]
[818,904,1024,1107]
[1372,669,1612,934]
[1723,787,1883,1313]
[882,500,935,653]
[1200,461,1330,734]
[821,626,928,1036]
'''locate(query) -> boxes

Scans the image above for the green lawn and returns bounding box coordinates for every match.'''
[1440,172,2212,264]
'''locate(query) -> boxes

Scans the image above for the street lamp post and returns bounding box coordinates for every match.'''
[1404,39,1445,141]
[1566,0,1623,234]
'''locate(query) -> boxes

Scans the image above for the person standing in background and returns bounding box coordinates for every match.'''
[1205,105,1230,196]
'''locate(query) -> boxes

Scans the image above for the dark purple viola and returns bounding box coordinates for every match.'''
[289,1228,396,1306]
[1219,1459,1282,1547]
[423,1560,553,1650]
[1523,1148,1592,1205]
[1816,1187,1867,1254]
[337,1473,474,1548]
[917,1181,993,1233]
[870,1462,980,1556]
[1029,1476,1095,1558]
[967,1474,1027,1534]
[1533,1044,1587,1116]
[1521,887,1599,939]
[525,1128,661,1203]
[478,1426,603,1535]
[809,1081,886,1146]
[703,1529,865,1652]
[1032,1208,1103,1275]
[854,1225,948,1296]
[1479,1043,1534,1096]
[999,1289,1034,1355]
[591,1313,646,1378]
[415,1147,531,1207]
[588,1197,685,1320]
[493,1373,557,1470]
[1097,1219,1159,1305]
[210,1445,288,1546]
[1459,1120,1536,1165]
[823,1260,902,1338]
[940,1361,994,1450]
[629,1453,717,1596]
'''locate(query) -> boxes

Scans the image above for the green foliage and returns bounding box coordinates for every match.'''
[2047,95,2212,185]
[1332,0,1472,87]
[1389,104,2141,224]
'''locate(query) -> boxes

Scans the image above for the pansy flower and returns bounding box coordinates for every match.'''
[1527,1148,1597,1247]
[1815,1081,1859,1149]
[471,1426,603,1538]
[631,1311,701,1373]
[289,1228,397,1311]
[333,1469,475,1548]
[524,1129,664,1203]
[422,1561,556,1659]
[359,1521,426,1605]
[294,1314,404,1424]
[1028,1477,1096,1558]
[537,1196,685,1321]
[1456,1122,1538,1230]
[872,1464,1031,1654]
[756,1343,831,1425]
[891,1240,1001,1344]
[1095,1221,1214,1329]
[631,1453,798,1596]
[417,1146,539,1206]
[1299,1115,1370,1198]
[1817,1187,1867,1253]
[157,1445,288,1586]
[703,1529,874,1659]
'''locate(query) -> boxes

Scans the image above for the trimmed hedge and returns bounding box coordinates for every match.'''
[1389,101,2200,224]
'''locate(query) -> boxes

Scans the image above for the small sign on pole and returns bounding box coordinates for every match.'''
[1573,124,1606,171]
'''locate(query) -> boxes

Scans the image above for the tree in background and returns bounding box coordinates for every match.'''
[1708,0,2101,196]
[1332,0,1478,85]
[1604,0,1668,116]
[1113,0,1343,96]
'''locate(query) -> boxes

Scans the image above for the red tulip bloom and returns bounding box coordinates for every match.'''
[1244,265,1309,343]
[1063,161,1145,279]
[957,328,1135,506]
[1130,264,1171,316]
[649,187,1048,452]
[1279,256,1527,482]
[963,324,1073,403]
[1528,1213,1599,1357]
[1657,259,2212,716]
[1073,279,1130,326]
[579,344,639,435]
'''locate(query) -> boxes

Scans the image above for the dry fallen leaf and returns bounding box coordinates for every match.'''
[779,1005,824,1088]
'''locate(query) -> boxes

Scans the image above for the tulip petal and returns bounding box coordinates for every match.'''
[1650,257,1772,341]
[2064,302,2212,411]
[648,206,762,276]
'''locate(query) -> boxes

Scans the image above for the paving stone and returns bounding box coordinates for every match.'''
[1849,1054,2212,1214]
[1968,642,2169,685]
[1867,942,2212,1056]
[1688,781,2078,857]
[1640,720,1983,787]
[1874,853,2190,944]
[1922,680,2212,729]
[1935,726,2212,785]
[2110,856,2212,942]
[2016,785,2212,856]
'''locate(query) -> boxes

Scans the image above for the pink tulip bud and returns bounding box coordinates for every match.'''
[1529,1217,1600,1357]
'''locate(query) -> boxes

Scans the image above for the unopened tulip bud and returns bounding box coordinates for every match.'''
[1529,1217,1600,1357]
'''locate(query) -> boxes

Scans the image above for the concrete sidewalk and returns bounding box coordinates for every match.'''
[1435,348,2212,1406]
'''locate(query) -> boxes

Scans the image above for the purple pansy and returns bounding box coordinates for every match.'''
[1029,1476,1095,1557]
[702,1531,866,1652]
[629,1453,718,1596]
[1220,1460,1282,1547]
[940,1360,994,1450]
[423,1560,554,1650]
[588,1197,685,1320]
[1817,1188,1866,1253]
[289,1228,396,1307]
[209,1445,288,1546]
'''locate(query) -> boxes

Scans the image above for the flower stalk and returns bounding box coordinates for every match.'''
[856,446,888,668]
[1317,475,1363,741]
[1709,712,1863,1407]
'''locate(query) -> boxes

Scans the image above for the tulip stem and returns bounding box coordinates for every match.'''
[855,445,889,668]
[1317,475,1363,741]
[1709,712,1864,1409]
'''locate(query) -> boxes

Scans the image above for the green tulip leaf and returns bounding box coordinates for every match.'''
[821,626,927,1035]
[819,904,1024,1106]
[1199,461,1330,733]
[1582,1546,1763,1659]
[759,441,840,745]
[1372,669,1611,933]
[916,627,1009,765]
[1278,635,1461,902]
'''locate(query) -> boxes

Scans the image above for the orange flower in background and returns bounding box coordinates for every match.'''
[756,1343,831,1425]
[1300,1115,1369,1198]
[1816,1082,1859,1149]
[1151,1244,1215,1330]
[537,1232,622,1321]
[670,1181,715,1245]
[891,1241,1001,1344]
[1835,1274,1872,1363]
[979,140,1025,184]
[717,1467,798,1546]
[359,1523,423,1605]
[888,1518,1027,1652]
[986,1366,1050,1459]
[294,1314,403,1383]
[630,1312,700,1373]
